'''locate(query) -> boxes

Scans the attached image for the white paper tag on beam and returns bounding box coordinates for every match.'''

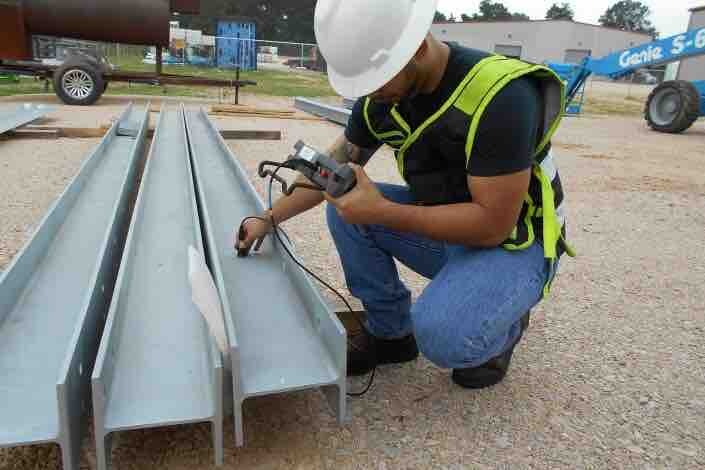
[188,245,228,356]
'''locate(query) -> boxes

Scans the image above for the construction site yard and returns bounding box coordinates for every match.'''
[0,82,704,469]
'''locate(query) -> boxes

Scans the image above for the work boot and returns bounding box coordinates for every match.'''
[452,311,531,389]
[337,311,419,376]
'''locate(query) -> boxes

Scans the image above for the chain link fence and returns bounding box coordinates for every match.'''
[30,34,325,70]
[35,36,325,74]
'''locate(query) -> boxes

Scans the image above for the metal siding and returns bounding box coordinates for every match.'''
[677,10,705,82]
[564,49,592,64]
[431,21,651,65]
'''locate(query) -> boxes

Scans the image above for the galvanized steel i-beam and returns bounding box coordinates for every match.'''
[184,108,347,447]
[91,105,223,470]
[0,103,52,134]
[0,103,149,470]
[294,97,351,126]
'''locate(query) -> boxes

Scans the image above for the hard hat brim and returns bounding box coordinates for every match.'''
[325,0,439,99]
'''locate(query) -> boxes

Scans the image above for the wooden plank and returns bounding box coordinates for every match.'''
[145,128,281,140]
[219,130,281,140]
[211,104,294,115]
[25,125,107,138]
[1,129,60,140]
[211,110,295,118]
[216,112,296,119]
[209,112,326,122]
[15,125,279,140]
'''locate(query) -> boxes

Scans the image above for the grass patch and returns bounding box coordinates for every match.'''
[107,55,336,97]
[583,96,644,117]
[624,94,645,102]
[0,78,49,97]
[0,56,336,99]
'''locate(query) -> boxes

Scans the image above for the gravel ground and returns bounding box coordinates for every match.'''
[1,88,704,469]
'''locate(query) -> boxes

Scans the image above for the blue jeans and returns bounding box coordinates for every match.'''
[326,184,555,370]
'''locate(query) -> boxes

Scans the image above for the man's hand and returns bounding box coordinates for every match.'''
[233,216,272,253]
[324,164,391,225]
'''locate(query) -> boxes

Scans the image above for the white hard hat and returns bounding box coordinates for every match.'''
[314,0,439,98]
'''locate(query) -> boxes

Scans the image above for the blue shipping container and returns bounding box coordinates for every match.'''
[216,20,257,71]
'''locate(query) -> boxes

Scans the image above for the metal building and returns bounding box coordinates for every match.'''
[677,6,705,81]
[430,19,651,65]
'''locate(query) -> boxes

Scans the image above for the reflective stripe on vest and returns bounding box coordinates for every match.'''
[392,55,505,177]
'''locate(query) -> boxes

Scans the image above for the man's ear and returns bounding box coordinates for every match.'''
[413,37,429,60]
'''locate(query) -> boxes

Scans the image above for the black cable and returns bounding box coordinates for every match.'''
[252,162,376,397]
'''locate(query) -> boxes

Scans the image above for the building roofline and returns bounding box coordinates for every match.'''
[431,18,652,37]
[690,5,705,12]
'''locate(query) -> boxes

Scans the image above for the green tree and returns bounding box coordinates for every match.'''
[460,13,472,22]
[546,3,575,20]
[472,0,511,20]
[599,1,658,37]
[178,0,318,43]
[434,11,448,23]
[471,1,529,22]
[239,0,317,44]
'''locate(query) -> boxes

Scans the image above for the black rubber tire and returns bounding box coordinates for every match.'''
[53,58,105,106]
[644,80,700,134]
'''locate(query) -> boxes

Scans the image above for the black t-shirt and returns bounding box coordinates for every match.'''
[345,44,542,177]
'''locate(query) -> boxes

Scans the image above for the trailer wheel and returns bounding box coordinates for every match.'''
[645,80,700,134]
[53,59,105,106]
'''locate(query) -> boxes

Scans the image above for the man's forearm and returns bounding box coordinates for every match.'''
[377,200,512,247]
[269,183,325,224]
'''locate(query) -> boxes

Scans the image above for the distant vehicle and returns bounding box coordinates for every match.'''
[187,55,214,67]
[142,51,184,66]
[547,27,705,133]
[284,58,314,70]
[635,69,659,85]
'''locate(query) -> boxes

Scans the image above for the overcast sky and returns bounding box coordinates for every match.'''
[437,0,703,37]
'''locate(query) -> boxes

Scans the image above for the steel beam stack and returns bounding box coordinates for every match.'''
[91,105,224,470]
[185,108,347,446]
[0,103,149,470]
[1,103,347,467]
[0,103,52,135]
[294,97,351,126]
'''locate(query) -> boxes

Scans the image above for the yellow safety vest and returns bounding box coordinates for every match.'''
[362,55,576,295]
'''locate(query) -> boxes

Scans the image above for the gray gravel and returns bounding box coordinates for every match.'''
[1,94,704,469]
